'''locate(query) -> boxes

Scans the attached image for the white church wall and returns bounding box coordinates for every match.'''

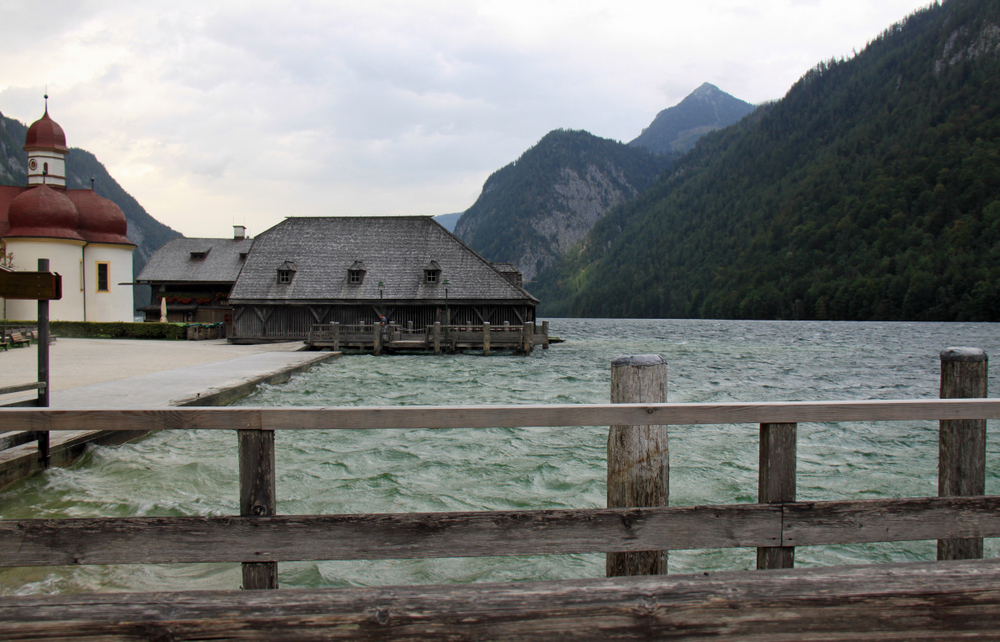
[3,237,85,321]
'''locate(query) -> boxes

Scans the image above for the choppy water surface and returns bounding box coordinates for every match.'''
[3,319,1000,594]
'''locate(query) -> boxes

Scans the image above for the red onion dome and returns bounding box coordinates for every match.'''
[6,184,84,241]
[67,190,132,245]
[24,110,68,153]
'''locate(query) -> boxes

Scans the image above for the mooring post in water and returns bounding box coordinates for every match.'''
[239,429,278,589]
[36,258,50,468]
[483,322,490,356]
[757,422,797,569]
[541,320,549,349]
[938,346,988,561]
[607,354,668,576]
[332,322,340,352]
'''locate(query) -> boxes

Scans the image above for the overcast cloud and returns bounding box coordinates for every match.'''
[1,0,932,238]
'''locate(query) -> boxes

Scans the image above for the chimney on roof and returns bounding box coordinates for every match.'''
[234,225,246,240]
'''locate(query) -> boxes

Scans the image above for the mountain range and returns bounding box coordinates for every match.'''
[628,82,755,155]
[450,83,753,282]
[530,0,1000,322]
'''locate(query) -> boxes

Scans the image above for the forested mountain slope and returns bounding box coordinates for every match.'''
[454,129,671,281]
[533,0,1000,322]
[629,82,755,155]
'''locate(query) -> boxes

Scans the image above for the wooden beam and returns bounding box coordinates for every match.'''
[4,497,1000,568]
[938,347,988,560]
[3,399,1000,433]
[607,355,668,576]
[0,382,46,397]
[3,559,1000,640]
[0,504,780,567]
[757,422,796,570]
[239,429,277,589]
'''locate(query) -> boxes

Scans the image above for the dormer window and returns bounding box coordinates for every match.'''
[190,251,208,260]
[277,261,297,284]
[424,260,441,284]
[348,260,366,285]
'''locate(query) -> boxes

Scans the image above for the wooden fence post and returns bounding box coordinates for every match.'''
[239,429,277,589]
[36,258,50,468]
[938,347,988,561]
[757,422,797,569]
[483,322,490,356]
[607,354,668,576]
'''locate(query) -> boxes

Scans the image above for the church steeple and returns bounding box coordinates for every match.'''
[24,96,69,189]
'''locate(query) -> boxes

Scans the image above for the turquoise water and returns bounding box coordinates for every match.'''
[2,318,999,594]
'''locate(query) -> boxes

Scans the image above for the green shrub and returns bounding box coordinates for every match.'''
[48,321,187,340]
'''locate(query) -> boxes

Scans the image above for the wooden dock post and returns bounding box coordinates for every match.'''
[332,322,340,352]
[607,354,668,576]
[541,320,549,349]
[938,347,988,561]
[521,322,535,355]
[239,428,277,589]
[757,422,797,569]
[483,322,490,356]
[373,323,382,356]
[433,322,441,355]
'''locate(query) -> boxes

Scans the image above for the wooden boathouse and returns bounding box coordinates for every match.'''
[2,349,1000,638]
[227,216,539,347]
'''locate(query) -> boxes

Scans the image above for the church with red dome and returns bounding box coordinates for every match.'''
[0,104,135,321]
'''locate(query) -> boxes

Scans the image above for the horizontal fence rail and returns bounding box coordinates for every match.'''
[4,497,1000,568]
[2,398,1000,432]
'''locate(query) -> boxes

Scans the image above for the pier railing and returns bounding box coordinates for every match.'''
[2,349,1000,638]
[2,398,998,584]
[307,321,549,354]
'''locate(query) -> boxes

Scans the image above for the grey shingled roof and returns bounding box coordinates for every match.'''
[229,216,538,304]
[137,237,254,284]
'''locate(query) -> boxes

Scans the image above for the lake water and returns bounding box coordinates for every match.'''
[2,318,999,595]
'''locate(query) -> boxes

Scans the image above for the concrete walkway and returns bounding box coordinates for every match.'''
[0,338,340,488]
[0,338,336,407]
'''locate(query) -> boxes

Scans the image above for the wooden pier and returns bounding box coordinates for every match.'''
[307,320,550,355]
[1,349,998,638]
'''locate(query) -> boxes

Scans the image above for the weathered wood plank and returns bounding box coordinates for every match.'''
[239,429,277,589]
[607,355,669,577]
[783,495,1000,546]
[938,347,988,561]
[5,497,1000,569]
[0,504,780,567]
[0,382,45,397]
[3,398,1000,433]
[3,559,1000,640]
[757,422,796,570]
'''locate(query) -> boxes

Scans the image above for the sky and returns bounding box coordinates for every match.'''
[0,0,934,239]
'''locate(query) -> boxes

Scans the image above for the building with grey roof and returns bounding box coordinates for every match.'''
[136,226,253,323]
[228,216,537,343]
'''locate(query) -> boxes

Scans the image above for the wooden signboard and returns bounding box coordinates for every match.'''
[0,267,62,300]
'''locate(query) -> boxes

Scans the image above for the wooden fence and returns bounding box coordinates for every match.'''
[307,321,549,355]
[2,350,999,638]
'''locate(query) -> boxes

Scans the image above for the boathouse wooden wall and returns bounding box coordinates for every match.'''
[231,303,535,342]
